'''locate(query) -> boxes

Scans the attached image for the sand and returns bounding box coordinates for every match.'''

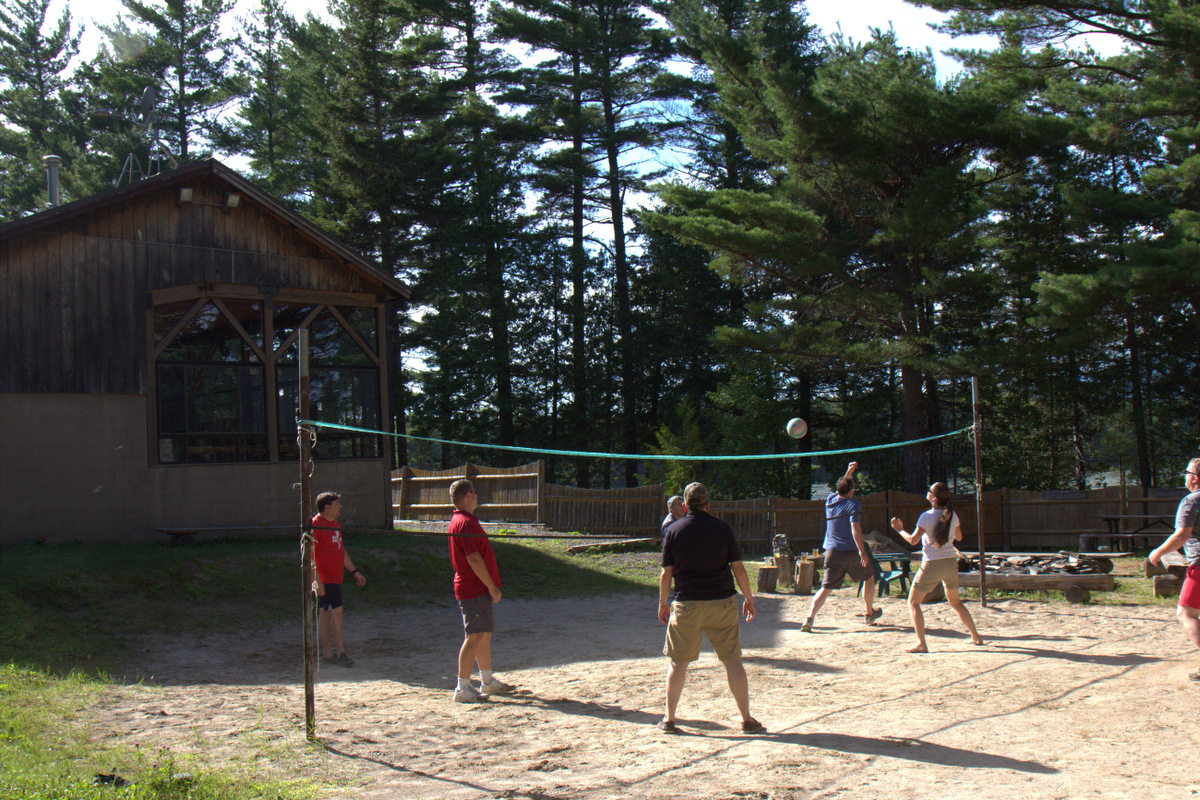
[90,584,1200,799]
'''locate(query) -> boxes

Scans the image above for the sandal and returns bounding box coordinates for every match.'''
[1188,670,1200,682]
[656,719,678,733]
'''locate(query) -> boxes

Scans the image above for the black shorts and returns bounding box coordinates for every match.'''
[318,582,343,611]
[458,593,495,635]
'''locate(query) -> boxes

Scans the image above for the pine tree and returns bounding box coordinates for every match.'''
[0,0,82,218]
[647,29,1012,491]
[219,0,308,200]
[99,0,242,161]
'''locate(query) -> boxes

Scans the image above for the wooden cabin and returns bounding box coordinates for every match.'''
[0,159,409,543]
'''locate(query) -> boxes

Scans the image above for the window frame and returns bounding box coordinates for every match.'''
[146,282,388,466]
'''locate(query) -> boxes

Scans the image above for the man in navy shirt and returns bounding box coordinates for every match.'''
[657,482,762,734]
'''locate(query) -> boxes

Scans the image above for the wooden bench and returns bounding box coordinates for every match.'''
[157,525,295,546]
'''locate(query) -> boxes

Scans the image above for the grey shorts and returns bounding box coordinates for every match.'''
[458,593,495,635]
[822,549,870,587]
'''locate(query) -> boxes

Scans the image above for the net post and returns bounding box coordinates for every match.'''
[972,376,987,608]
[299,329,316,739]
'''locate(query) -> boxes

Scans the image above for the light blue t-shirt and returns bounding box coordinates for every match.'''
[822,493,861,551]
[1175,490,1200,565]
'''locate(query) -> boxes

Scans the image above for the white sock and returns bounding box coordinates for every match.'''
[456,677,470,692]
[481,669,494,686]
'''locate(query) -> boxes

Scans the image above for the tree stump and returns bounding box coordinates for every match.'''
[1154,574,1182,598]
[1064,585,1091,604]
[774,555,795,589]
[756,565,778,593]
[794,560,815,596]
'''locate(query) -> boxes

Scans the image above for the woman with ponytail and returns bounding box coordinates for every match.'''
[890,483,984,653]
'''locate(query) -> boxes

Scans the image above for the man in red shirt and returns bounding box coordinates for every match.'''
[312,492,366,666]
[448,479,516,702]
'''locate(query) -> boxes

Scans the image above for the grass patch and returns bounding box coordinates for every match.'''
[0,531,663,800]
[0,531,660,676]
[0,664,320,800]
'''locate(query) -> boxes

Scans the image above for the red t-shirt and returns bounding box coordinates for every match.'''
[449,509,500,600]
[312,514,344,584]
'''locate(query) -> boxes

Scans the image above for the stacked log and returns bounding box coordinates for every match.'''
[959,552,1112,576]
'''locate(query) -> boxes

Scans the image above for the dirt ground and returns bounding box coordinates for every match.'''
[90,567,1200,800]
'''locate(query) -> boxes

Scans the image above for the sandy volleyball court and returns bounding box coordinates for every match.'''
[91,586,1200,799]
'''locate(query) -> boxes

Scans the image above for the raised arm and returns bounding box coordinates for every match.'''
[890,516,922,547]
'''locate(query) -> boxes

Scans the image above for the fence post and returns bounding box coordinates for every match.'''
[398,467,412,521]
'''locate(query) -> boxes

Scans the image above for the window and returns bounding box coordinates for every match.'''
[275,306,382,460]
[152,291,383,464]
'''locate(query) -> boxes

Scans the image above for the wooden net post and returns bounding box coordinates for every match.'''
[299,329,316,739]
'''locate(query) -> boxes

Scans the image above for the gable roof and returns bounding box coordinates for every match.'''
[0,158,410,299]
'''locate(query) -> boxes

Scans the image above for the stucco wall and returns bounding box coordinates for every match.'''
[0,393,389,544]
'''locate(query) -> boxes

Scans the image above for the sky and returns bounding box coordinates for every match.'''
[58,0,997,82]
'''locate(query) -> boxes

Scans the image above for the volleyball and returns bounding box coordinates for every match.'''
[786,417,808,439]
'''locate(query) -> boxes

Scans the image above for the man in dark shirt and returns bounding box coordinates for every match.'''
[657,482,762,734]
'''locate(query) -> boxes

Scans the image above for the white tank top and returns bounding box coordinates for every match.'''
[918,509,960,561]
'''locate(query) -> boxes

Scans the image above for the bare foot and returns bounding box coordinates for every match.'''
[971,637,984,646]
[907,643,928,653]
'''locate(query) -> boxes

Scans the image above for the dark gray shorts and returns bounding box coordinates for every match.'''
[822,549,870,587]
[458,593,495,635]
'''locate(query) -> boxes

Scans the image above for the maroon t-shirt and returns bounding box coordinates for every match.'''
[449,509,500,599]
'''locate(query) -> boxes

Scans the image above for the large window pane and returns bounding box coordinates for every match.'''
[157,365,266,462]
[341,306,377,353]
[278,367,380,459]
[273,303,315,359]
[159,301,262,363]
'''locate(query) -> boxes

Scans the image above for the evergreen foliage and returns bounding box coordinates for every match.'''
[3,0,1198,494]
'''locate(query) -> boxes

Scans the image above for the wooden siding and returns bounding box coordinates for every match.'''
[1,176,391,394]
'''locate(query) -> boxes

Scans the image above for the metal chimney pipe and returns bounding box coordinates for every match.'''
[43,155,62,206]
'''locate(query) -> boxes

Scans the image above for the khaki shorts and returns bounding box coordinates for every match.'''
[663,595,742,662]
[912,557,960,593]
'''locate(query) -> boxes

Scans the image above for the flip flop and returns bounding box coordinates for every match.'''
[657,719,678,733]
[741,718,765,734]
[1188,670,1200,682]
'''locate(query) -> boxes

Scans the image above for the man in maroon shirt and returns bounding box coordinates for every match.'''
[448,478,516,703]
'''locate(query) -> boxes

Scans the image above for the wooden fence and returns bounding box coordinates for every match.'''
[393,460,1188,551]
[391,461,544,522]
[542,483,663,537]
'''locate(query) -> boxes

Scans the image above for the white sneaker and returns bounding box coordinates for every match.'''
[481,678,516,696]
[453,684,486,703]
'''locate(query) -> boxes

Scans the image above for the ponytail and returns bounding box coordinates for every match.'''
[930,483,953,547]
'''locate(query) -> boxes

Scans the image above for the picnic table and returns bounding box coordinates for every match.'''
[1080,514,1175,552]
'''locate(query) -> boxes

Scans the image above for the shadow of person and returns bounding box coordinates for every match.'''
[759,732,1057,773]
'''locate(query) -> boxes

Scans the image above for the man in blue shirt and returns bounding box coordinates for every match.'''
[801,462,879,632]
